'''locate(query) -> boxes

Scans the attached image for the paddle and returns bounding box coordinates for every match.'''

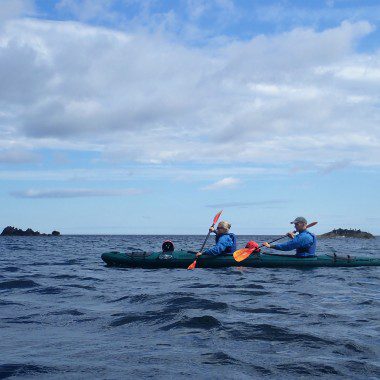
[187,210,223,270]
[233,221,318,262]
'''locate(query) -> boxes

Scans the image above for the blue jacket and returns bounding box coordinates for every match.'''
[203,233,237,256]
[272,230,316,257]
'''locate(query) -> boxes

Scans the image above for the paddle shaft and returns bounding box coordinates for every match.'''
[245,236,286,256]
[233,236,287,262]
[199,228,213,253]
[187,211,223,269]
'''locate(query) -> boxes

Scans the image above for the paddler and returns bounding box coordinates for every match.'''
[196,221,237,258]
[263,216,317,257]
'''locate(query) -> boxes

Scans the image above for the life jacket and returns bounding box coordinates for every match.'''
[295,231,316,257]
[216,233,237,255]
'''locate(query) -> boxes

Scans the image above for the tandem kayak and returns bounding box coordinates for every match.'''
[101,250,380,269]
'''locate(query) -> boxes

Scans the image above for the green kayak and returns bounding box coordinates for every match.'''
[101,250,380,269]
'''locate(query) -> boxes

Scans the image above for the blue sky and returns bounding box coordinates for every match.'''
[0,0,379,235]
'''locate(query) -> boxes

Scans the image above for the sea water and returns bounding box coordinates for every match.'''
[0,235,379,379]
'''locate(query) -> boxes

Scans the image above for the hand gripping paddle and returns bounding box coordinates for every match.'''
[187,210,223,270]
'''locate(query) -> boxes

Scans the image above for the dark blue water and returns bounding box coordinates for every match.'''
[1,235,379,379]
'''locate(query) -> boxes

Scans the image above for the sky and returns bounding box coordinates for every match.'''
[0,0,379,235]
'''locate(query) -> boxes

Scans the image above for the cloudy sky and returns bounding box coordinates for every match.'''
[0,0,379,234]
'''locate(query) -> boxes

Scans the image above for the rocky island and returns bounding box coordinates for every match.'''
[319,228,374,239]
[1,226,60,236]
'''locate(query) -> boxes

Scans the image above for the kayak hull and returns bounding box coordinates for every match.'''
[101,250,380,269]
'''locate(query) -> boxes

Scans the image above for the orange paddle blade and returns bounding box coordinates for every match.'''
[187,260,197,270]
[213,210,223,225]
[233,248,254,262]
[307,221,318,228]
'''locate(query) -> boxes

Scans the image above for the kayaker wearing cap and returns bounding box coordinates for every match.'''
[263,217,317,257]
[196,221,237,258]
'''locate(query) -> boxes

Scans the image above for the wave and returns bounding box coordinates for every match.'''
[0,363,56,378]
[164,296,228,312]
[161,315,222,330]
[226,323,333,346]
[27,286,63,295]
[109,309,177,327]
[276,362,341,376]
[2,267,19,272]
[0,279,39,290]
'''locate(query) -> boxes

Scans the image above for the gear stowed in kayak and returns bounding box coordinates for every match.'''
[101,250,380,269]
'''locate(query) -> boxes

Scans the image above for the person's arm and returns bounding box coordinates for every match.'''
[271,238,299,251]
[203,236,230,256]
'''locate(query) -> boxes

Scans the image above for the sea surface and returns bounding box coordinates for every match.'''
[0,235,379,379]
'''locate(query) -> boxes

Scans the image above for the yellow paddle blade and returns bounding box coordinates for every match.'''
[187,260,197,270]
[233,248,254,262]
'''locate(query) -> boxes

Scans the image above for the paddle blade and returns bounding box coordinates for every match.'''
[307,221,318,229]
[233,248,254,262]
[213,210,223,225]
[187,260,197,270]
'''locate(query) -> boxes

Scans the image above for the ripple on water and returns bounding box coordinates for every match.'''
[64,284,96,291]
[0,279,39,290]
[3,313,42,325]
[200,351,273,376]
[0,363,57,378]
[344,360,380,377]
[130,293,157,303]
[226,323,333,346]
[160,315,222,330]
[276,362,341,376]
[234,290,272,296]
[233,305,289,314]
[186,283,220,289]
[27,286,63,295]
[163,296,229,311]
[0,300,23,306]
[2,267,19,272]
[109,310,177,327]
[52,274,79,280]
[200,351,241,365]
[48,309,85,317]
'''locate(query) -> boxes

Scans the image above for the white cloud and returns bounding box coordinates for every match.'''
[0,0,35,23]
[206,200,287,208]
[0,18,379,169]
[318,160,350,174]
[10,188,144,198]
[0,166,278,182]
[55,0,120,23]
[202,177,241,190]
[0,148,41,164]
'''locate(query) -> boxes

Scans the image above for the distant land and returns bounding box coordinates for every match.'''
[319,228,374,239]
[1,226,60,236]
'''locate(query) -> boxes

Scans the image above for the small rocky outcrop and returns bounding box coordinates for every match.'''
[1,226,61,236]
[319,228,374,239]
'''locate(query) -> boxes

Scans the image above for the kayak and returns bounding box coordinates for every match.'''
[101,250,380,269]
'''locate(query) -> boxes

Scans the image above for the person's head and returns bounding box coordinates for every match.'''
[216,221,231,235]
[291,217,307,232]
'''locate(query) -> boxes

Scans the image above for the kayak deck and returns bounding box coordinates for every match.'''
[101,250,380,269]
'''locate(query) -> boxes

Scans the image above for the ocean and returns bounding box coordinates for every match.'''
[1,235,379,379]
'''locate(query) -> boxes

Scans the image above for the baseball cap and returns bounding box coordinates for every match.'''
[290,216,307,224]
